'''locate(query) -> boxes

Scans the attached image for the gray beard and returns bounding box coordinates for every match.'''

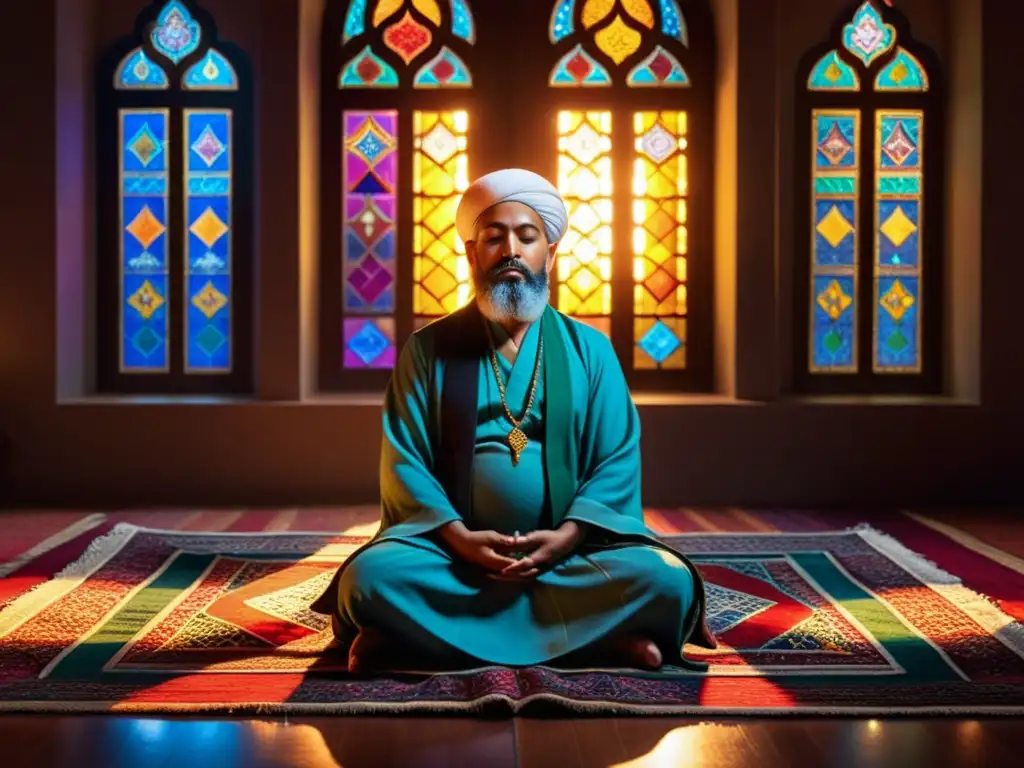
[474,264,550,324]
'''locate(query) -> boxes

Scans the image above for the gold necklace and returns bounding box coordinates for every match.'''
[489,335,543,467]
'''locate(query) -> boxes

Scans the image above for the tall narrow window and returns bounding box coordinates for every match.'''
[547,0,713,391]
[795,1,942,394]
[321,0,477,390]
[97,0,253,394]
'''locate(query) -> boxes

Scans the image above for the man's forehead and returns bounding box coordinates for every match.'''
[477,201,544,230]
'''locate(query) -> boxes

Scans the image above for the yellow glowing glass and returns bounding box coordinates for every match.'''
[632,111,688,369]
[594,14,643,64]
[556,111,613,325]
[413,110,472,320]
[412,0,443,26]
[622,0,655,29]
[373,0,404,27]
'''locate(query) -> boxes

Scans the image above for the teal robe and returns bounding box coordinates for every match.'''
[310,303,714,667]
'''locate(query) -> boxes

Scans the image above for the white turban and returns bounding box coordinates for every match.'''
[456,168,569,245]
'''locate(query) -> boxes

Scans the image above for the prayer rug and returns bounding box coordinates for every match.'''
[2,522,1024,715]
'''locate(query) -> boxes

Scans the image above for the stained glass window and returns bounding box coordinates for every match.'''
[99,0,251,393]
[343,112,399,369]
[547,0,710,389]
[797,1,940,392]
[121,109,170,371]
[557,111,613,333]
[633,111,687,369]
[325,1,477,387]
[185,109,233,372]
[413,111,471,326]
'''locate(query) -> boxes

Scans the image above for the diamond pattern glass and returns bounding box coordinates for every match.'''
[810,109,860,372]
[633,111,687,369]
[874,110,923,372]
[556,111,612,326]
[413,111,471,323]
[121,109,170,372]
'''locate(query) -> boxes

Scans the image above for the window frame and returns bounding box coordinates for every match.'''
[540,0,717,393]
[792,1,944,396]
[319,0,478,393]
[95,0,255,396]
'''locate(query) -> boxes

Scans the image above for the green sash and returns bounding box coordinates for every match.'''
[436,303,578,528]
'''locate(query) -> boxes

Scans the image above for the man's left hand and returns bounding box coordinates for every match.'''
[495,522,585,581]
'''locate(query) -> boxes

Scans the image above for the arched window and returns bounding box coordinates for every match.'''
[547,0,714,391]
[97,0,253,394]
[794,1,942,394]
[320,0,477,391]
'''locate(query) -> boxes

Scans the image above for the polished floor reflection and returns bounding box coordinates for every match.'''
[0,715,1018,767]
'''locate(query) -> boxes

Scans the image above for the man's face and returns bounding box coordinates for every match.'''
[466,202,559,324]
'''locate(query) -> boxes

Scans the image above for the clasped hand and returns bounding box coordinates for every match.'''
[439,521,584,581]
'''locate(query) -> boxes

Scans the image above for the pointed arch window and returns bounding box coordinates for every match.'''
[320,0,477,390]
[97,0,253,394]
[546,0,714,391]
[795,1,942,394]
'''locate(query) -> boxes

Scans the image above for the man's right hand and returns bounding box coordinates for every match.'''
[438,521,524,573]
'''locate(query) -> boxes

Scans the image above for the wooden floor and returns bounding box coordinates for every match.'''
[1,507,1022,766]
[0,715,1018,766]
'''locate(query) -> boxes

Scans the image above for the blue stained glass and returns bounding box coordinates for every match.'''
[339,47,400,88]
[183,49,238,90]
[814,200,856,266]
[188,176,230,195]
[123,113,167,172]
[343,0,368,43]
[875,276,918,370]
[550,0,575,43]
[815,116,857,169]
[117,48,169,90]
[188,113,231,172]
[185,109,232,372]
[122,196,168,273]
[639,321,682,364]
[414,47,472,88]
[150,0,202,65]
[626,46,690,87]
[878,200,919,267]
[123,274,170,370]
[879,116,920,169]
[659,0,688,46]
[187,274,231,369]
[842,1,894,67]
[807,50,859,91]
[812,275,856,370]
[121,109,169,372]
[550,45,612,86]
[374,231,395,260]
[123,176,168,195]
[450,0,475,43]
[875,48,929,91]
[348,321,390,365]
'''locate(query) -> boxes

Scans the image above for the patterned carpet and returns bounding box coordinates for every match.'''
[1,509,1024,715]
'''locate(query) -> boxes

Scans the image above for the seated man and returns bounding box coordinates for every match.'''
[311,169,714,671]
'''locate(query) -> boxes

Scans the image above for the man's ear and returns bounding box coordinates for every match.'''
[465,239,478,269]
[545,240,559,274]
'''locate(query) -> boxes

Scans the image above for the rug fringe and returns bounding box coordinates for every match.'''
[0,523,139,639]
[855,524,1024,659]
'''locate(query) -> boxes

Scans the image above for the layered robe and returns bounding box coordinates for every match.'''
[310,303,715,667]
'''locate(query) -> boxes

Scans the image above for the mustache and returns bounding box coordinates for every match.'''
[487,259,532,278]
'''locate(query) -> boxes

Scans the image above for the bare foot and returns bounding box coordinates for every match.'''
[610,634,663,670]
[347,627,391,673]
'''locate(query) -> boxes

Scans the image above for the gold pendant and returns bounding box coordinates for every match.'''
[508,427,528,466]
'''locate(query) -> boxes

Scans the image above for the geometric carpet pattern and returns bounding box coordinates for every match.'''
[2,510,1024,714]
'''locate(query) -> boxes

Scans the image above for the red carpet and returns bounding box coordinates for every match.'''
[1,509,1023,715]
